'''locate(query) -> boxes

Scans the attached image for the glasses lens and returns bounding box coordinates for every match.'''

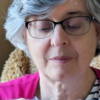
[28,21,53,38]
[63,17,90,35]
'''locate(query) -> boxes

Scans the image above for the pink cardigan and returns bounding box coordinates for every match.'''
[0,72,39,100]
[0,68,100,100]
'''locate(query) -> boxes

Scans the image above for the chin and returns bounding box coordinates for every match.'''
[47,68,79,82]
[48,70,69,82]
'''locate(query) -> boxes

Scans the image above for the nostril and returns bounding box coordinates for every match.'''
[63,42,66,45]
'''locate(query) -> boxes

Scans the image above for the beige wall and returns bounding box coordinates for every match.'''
[0,1,14,75]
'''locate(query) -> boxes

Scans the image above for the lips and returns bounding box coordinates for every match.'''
[49,56,73,64]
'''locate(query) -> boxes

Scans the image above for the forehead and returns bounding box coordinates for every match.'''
[49,0,89,19]
[26,0,89,21]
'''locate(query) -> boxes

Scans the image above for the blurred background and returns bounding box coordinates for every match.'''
[0,0,14,75]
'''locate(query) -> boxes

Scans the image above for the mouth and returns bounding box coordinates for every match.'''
[49,56,73,64]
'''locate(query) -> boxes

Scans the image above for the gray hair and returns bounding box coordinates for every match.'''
[4,0,100,58]
[86,0,100,56]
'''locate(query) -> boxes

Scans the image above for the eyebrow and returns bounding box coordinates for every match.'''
[26,11,89,22]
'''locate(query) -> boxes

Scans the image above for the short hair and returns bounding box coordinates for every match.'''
[4,0,100,58]
[86,0,100,56]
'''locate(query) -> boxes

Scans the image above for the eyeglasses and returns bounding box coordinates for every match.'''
[25,16,94,39]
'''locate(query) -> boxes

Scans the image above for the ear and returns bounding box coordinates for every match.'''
[94,21,100,49]
[94,20,100,37]
[22,25,27,41]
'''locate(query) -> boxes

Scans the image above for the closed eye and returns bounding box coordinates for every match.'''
[39,27,53,32]
[66,25,81,29]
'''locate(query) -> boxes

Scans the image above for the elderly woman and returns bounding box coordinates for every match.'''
[0,0,100,100]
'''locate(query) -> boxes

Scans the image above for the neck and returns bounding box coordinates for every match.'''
[36,68,96,100]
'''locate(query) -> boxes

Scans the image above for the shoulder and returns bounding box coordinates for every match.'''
[0,71,39,87]
[0,72,39,100]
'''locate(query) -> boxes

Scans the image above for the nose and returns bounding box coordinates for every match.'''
[51,25,70,47]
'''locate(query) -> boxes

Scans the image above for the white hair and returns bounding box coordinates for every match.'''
[4,0,100,58]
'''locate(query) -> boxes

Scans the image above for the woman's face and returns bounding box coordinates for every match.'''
[25,0,99,81]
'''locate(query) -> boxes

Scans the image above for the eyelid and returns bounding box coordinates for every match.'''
[67,11,90,16]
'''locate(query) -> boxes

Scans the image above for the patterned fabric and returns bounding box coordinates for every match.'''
[33,96,39,100]
[86,78,100,100]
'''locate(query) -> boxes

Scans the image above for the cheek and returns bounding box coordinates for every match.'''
[79,26,98,58]
[76,37,96,55]
[26,34,50,68]
[72,32,97,69]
